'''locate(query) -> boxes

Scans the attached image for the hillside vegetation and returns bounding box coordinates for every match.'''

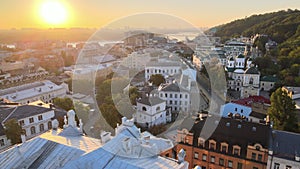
[213,9,300,87]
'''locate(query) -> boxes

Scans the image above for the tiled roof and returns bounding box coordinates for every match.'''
[232,96,270,107]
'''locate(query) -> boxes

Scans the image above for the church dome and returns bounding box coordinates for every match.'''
[234,69,244,74]
[237,54,245,58]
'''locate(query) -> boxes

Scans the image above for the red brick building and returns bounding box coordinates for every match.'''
[161,116,270,169]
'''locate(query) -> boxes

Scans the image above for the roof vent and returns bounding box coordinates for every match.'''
[295,155,300,161]
[226,122,230,127]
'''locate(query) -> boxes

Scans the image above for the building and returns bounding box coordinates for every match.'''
[158,81,191,112]
[0,111,188,169]
[145,61,182,80]
[0,80,67,104]
[268,130,300,169]
[163,116,270,169]
[134,95,171,128]
[0,105,55,142]
[282,86,300,100]
[260,75,278,92]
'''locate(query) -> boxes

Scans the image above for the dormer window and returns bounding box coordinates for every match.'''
[198,137,205,147]
[209,140,216,150]
[220,142,228,153]
[233,145,241,156]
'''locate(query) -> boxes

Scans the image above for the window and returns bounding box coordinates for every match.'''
[170,100,172,104]
[0,139,4,146]
[220,142,228,153]
[19,120,25,126]
[219,158,224,166]
[232,145,241,155]
[210,156,215,163]
[251,153,256,160]
[209,140,216,150]
[235,108,237,111]
[273,163,280,169]
[185,94,188,99]
[38,115,43,121]
[30,126,36,135]
[48,121,52,129]
[202,154,207,161]
[257,154,262,161]
[29,117,34,123]
[194,152,199,159]
[253,167,258,169]
[228,160,233,168]
[39,124,44,132]
[237,162,243,169]
[198,138,205,147]
[285,166,292,169]
[142,106,147,111]
[174,94,177,98]
[170,94,172,98]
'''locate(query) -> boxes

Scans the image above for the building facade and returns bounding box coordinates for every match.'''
[0,80,67,104]
[161,117,270,169]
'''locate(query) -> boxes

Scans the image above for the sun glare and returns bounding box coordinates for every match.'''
[40,1,67,25]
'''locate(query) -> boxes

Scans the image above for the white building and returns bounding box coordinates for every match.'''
[0,80,67,104]
[260,75,278,92]
[226,54,260,98]
[134,96,171,128]
[123,51,153,70]
[0,113,188,169]
[0,105,55,142]
[268,130,300,169]
[158,82,190,112]
[145,61,181,80]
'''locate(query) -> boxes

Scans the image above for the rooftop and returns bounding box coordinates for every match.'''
[232,96,270,107]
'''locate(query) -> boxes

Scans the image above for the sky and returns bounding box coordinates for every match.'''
[1,0,300,29]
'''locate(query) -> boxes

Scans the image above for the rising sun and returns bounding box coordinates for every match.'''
[40,1,68,25]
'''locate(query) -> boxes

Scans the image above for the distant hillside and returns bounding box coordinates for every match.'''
[213,9,300,44]
[212,9,300,87]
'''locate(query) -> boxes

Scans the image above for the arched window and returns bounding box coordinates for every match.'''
[48,121,52,129]
[156,106,160,112]
[39,124,44,132]
[142,106,147,111]
[30,126,36,135]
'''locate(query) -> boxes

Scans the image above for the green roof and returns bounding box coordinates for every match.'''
[226,67,235,72]
[260,75,278,82]
[245,67,259,74]
[237,54,245,58]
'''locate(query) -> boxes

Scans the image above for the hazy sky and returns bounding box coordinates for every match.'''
[1,0,300,29]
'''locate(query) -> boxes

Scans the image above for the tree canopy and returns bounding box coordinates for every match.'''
[4,119,23,144]
[267,88,299,132]
[149,74,166,87]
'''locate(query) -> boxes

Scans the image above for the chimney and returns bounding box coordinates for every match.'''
[177,148,186,164]
[21,134,26,143]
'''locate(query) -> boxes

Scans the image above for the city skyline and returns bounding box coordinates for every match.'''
[1,0,300,29]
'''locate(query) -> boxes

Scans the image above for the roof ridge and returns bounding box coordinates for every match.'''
[2,106,18,125]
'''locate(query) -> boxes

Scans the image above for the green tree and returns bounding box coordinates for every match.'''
[4,119,23,144]
[268,88,299,132]
[53,97,74,111]
[129,86,140,105]
[149,74,165,86]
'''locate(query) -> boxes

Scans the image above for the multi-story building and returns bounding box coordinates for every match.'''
[134,95,171,128]
[162,116,270,169]
[260,75,278,92]
[0,80,67,104]
[268,130,300,169]
[145,61,182,80]
[0,105,55,140]
[158,81,191,112]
